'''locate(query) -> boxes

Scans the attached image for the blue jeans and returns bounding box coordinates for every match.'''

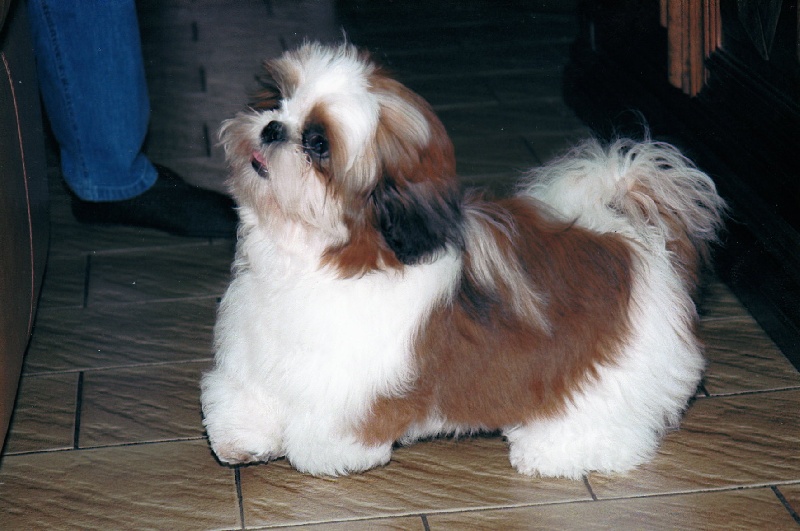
[27,0,157,201]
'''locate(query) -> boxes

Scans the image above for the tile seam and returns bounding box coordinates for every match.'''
[772,485,800,525]
[591,482,800,502]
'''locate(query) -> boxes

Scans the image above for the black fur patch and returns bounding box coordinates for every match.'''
[372,177,464,265]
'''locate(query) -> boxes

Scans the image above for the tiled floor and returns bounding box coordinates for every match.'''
[2,1,799,529]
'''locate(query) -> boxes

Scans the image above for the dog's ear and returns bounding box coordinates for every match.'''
[249,57,299,111]
[372,176,462,265]
[369,75,463,264]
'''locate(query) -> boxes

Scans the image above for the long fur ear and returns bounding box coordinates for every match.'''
[373,176,463,264]
[248,56,299,111]
[369,75,464,264]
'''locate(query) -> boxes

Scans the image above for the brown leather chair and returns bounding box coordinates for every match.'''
[0,0,49,452]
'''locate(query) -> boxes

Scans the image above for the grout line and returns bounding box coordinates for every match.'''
[191,21,198,42]
[430,99,499,112]
[414,482,800,521]
[235,466,246,529]
[482,77,502,106]
[520,135,543,165]
[72,371,84,449]
[583,475,598,501]
[25,293,225,317]
[22,357,214,378]
[82,254,92,308]
[591,482,800,503]
[352,17,573,37]
[262,0,273,17]
[698,314,757,323]
[698,382,711,397]
[420,514,431,531]
[696,386,800,399]
[203,122,212,157]
[77,293,225,308]
[75,239,226,258]
[772,486,800,525]
[400,66,568,83]
[7,436,208,457]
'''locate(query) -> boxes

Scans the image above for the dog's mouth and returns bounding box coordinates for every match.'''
[250,150,269,178]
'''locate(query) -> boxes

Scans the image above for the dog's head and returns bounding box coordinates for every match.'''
[220,43,463,275]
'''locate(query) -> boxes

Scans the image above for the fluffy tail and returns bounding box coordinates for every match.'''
[520,138,726,273]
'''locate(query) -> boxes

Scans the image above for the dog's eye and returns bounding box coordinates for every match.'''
[302,127,329,160]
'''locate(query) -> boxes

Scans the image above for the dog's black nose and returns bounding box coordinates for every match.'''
[261,121,287,145]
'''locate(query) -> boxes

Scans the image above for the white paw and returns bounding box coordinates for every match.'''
[507,439,585,479]
[201,370,287,466]
[286,437,393,476]
[505,420,656,479]
[204,413,286,466]
[209,437,284,466]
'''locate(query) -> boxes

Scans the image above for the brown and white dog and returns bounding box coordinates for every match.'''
[200,43,726,477]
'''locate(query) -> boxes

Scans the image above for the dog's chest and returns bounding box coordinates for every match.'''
[241,245,463,409]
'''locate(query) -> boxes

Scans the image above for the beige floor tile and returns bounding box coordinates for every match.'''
[145,55,205,98]
[453,134,537,177]
[426,488,799,530]
[154,155,229,194]
[0,440,238,530]
[407,75,495,109]
[776,483,800,518]
[698,278,748,320]
[86,242,233,305]
[283,516,427,530]
[351,29,463,58]
[460,173,520,198]
[588,390,800,497]
[79,362,209,447]
[37,255,87,310]
[522,128,596,164]
[146,93,238,161]
[24,297,217,373]
[488,70,569,105]
[701,317,800,395]
[3,373,78,454]
[240,436,590,528]
[48,219,199,260]
[386,43,569,81]
[440,101,588,140]
[458,15,578,49]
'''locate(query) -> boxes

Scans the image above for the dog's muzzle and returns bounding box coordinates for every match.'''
[251,150,269,178]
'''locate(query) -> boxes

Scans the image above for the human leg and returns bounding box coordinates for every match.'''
[27,0,155,201]
[27,0,237,237]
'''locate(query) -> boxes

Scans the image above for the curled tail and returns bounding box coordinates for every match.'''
[520,138,727,273]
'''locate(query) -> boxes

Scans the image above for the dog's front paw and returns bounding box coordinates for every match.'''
[208,432,285,466]
[201,370,287,466]
[210,441,283,466]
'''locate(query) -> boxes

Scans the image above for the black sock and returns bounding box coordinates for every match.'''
[70,165,238,238]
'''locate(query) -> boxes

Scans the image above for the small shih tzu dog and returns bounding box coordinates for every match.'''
[200,43,726,478]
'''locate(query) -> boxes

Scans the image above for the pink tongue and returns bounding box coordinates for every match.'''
[252,150,267,166]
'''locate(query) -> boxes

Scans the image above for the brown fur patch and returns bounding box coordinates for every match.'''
[322,70,463,276]
[370,71,456,186]
[358,196,635,445]
[310,103,406,277]
[250,57,299,111]
[322,212,405,277]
